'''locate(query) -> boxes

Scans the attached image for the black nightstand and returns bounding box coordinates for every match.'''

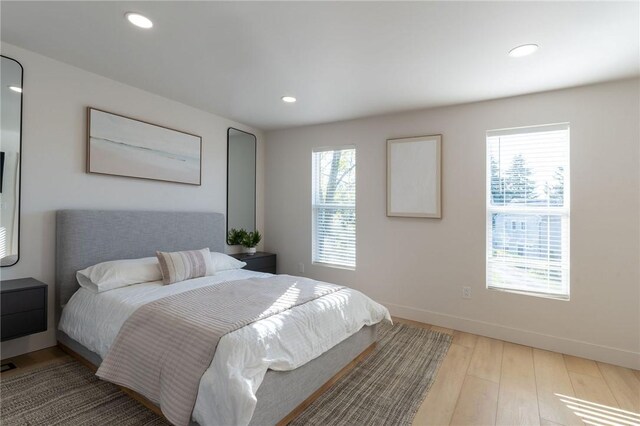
[1,278,48,341]
[231,252,277,274]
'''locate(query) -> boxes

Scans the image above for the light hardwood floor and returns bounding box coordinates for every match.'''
[1,345,68,379]
[2,320,639,426]
[396,318,640,426]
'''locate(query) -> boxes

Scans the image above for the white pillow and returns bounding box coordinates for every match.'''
[210,251,246,271]
[76,257,162,293]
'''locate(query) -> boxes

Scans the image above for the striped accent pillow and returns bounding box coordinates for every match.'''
[156,248,216,285]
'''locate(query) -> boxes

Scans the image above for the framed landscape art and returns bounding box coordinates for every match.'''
[87,108,202,185]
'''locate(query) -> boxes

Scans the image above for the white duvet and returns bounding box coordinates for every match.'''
[59,269,390,426]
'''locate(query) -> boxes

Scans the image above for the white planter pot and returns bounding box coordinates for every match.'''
[243,246,257,255]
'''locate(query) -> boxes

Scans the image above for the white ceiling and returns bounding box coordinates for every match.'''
[1,1,638,130]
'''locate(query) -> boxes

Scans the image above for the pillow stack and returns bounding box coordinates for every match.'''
[76,250,248,292]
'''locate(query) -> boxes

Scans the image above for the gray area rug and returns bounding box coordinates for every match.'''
[290,322,452,425]
[1,322,451,426]
[0,359,168,426]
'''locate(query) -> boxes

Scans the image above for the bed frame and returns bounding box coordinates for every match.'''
[55,210,376,425]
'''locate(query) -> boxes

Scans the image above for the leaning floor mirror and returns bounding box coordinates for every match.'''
[1,56,23,266]
[227,128,256,242]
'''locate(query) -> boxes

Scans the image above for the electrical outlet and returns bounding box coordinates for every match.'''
[462,287,472,299]
[298,262,305,273]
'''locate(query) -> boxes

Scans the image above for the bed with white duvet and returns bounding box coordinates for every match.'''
[59,268,390,426]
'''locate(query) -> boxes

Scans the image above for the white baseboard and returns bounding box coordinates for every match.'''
[384,302,640,370]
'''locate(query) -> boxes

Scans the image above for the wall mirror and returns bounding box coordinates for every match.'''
[227,128,256,242]
[1,56,23,267]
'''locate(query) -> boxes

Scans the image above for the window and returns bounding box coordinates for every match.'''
[487,123,570,299]
[312,147,356,269]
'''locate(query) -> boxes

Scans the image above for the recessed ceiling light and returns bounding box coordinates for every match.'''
[508,44,539,58]
[281,96,297,103]
[125,12,153,29]
[8,86,22,93]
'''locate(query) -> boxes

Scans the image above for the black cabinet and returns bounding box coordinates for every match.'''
[1,278,47,341]
[231,252,277,274]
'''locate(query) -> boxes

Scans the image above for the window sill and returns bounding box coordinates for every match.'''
[487,286,570,301]
[312,261,356,271]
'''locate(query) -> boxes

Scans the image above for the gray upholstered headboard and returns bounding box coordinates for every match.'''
[55,210,225,315]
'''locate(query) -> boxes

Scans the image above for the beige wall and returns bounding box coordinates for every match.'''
[0,43,265,359]
[265,78,640,369]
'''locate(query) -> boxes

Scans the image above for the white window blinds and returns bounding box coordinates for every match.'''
[486,123,570,298]
[312,147,356,269]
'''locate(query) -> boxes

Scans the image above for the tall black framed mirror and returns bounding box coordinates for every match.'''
[1,55,23,267]
[226,128,256,243]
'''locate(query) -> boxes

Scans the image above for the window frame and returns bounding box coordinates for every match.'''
[485,123,570,300]
[311,145,356,270]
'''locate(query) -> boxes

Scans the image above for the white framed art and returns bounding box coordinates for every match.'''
[387,134,442,218]
[87,108,202,185]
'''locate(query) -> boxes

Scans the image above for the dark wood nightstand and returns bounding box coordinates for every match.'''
[1,278,48,341]
[231,252,277,274]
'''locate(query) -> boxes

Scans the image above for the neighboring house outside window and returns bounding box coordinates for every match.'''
[487,123,570,298]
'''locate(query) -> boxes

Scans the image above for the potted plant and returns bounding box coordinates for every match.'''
[241,230,262,255]
[227,228,248,246]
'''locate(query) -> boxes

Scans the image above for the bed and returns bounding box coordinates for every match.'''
[55,210,388,426]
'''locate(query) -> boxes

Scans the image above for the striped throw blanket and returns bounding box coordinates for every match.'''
[96,275,344,426]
